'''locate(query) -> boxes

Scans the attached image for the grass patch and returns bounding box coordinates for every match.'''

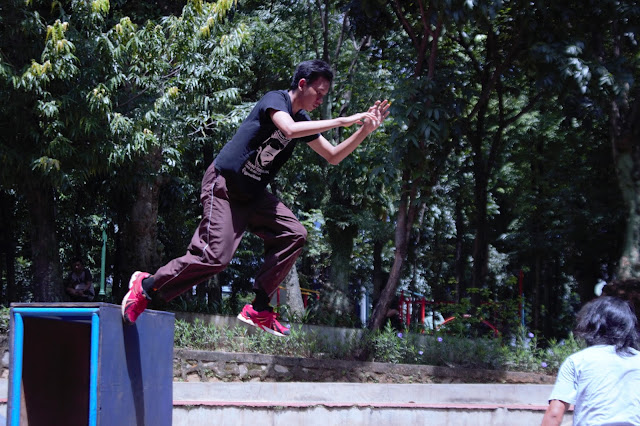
[174,319,584,373]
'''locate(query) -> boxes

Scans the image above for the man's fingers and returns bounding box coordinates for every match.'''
[360,101,390,128]
[371,100,390,119]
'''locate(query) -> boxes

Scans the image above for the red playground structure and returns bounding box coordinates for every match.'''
[397,291,501,337]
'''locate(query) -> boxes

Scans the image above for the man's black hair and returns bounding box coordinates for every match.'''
[289,60,333,90]
[575,296,640,355]
[71,257,83,265]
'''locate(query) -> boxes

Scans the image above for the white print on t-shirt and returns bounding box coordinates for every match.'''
[242,130,291,181]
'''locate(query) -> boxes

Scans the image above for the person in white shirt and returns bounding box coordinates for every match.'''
[542,296,640,426]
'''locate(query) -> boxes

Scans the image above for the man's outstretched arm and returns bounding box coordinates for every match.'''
[270,100,389,144]
[306,100,390,165]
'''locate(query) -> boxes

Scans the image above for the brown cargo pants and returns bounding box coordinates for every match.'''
[151,162,307,301]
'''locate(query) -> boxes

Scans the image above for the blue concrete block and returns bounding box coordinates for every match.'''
[7,303,174,426]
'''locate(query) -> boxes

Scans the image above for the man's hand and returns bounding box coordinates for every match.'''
[307,99,391,165]
[361,100,390,133]
[339,112,376,128]
[339,100,390,130]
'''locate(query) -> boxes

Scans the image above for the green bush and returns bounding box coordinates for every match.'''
[0,308,9,334]
[499,327,585,374]
[174,319,222,350]
[538,333,584,373]
[172,318,582,373]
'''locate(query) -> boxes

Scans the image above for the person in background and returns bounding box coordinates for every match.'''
[64,257,95,302]
[541,296,640,425]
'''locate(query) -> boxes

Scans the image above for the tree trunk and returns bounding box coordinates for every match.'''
[467,66,492,301]
[372,239,386,304]
[454,193,467,301]
[113,201,129,301]
[370,174,418,330]
[207,275,222,311]
[122,150,164,283]
[614,106,640,280]
[325,218,357,317]
[471,170,490,291]
[367,0,444,331]
[4,231,18,305]
[133,182,162,269]
[196,277,207,306]
[25,184,63,301]
[0,191,18,304]
[284,264,305,318]
[605,11,640,281]
[533,253,542,331]
[531,138,544,330]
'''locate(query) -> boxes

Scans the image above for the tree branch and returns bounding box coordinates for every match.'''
[427,18,443,79]
[455,30,483,76]
[393,0,420,51]
[334,9,350,61]
[467,24,524,121]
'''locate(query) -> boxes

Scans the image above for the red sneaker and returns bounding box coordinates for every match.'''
[121,271,151,325]
[236,303,258,327]
[236,304,290,337]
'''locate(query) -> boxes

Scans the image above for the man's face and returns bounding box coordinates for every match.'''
[72,261,83,273]
[299,77,330,111]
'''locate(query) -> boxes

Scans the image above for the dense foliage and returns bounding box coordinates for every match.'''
[1,0,639,344]
[173,318,584,374]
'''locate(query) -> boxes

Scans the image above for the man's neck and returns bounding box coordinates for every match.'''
[288,90,302,114]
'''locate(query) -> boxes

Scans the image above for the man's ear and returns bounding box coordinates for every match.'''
[297,78,307,91]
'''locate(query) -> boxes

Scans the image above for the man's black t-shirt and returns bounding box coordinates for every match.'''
[214,90,319,198]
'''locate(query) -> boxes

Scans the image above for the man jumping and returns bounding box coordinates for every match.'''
[122,59,389,336]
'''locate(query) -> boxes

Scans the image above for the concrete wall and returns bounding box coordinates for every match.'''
[173,404,552,426]
[173,349,556,385]
[0,379,571,426]
[172,381,571,425]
